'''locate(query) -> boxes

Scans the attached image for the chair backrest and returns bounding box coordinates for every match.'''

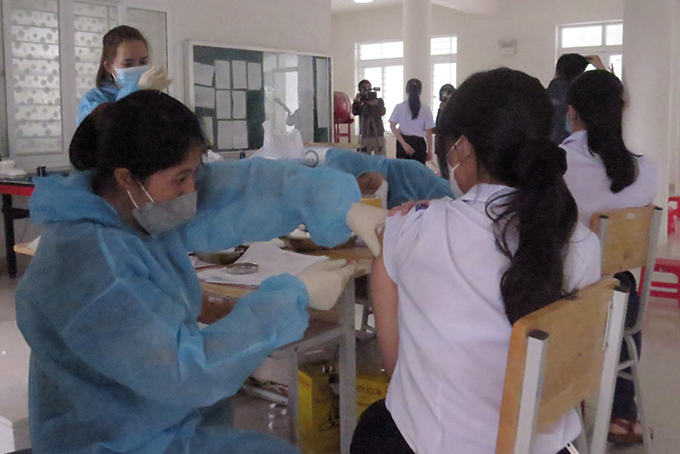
[495,277,627,454]
[589,205,662,334]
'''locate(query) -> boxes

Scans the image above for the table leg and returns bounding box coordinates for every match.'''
[338,280,357,454]
[287,348,299,444]
[2,194,17,279]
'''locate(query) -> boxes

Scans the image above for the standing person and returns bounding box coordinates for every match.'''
[77,25,172,124]
[435,83,456,179]
[562,69,658,445]
[546,53,606,143]
[16,91,386,454]
[351,68,601,454]
[352,79,387,156]
[389,79,435,165]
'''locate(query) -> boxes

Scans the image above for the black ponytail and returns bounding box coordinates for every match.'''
[406,78,422,120]
[568,70,638,193]
[438,68,578,325]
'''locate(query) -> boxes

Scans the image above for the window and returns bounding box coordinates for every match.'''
[356,36,457,130]
[1,0,170,168]
[557,21,623,78]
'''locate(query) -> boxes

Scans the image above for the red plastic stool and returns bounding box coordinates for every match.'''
[640,258,680,307]
[668,196,680,234]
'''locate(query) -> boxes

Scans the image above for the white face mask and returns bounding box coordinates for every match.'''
[447,138,466,198]
[127,180,197,236]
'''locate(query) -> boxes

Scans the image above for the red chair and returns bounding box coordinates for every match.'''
[640,258,680,308]
[333,91,354,143]
[668,195,680,234]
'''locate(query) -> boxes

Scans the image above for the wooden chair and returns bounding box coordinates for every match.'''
[496,278,628,454]
[589,205,662,453]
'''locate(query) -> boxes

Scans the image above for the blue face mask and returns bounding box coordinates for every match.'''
[114,65,150,87]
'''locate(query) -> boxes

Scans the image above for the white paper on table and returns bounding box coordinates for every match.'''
[215,60,231,89]
[216,90,232,119]
[201,116,214,144]
[232,91,247,119]
[193,62,215,87]
[247,62,262,90]
[232,61,247,89]
[217,120,234,150]
[28,236,40,252]
[197,241,327,286]
[194,85,215,109]
[233,120,248,149]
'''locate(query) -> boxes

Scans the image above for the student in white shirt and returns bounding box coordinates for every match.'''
[562,69,658,445]
[350,68,601,454]
[389,78,436,165]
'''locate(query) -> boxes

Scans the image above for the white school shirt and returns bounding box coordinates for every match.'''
[382,184,601,454]
[561,130,658,226]
[389,100,436,137]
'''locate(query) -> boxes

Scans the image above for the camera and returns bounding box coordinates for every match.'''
[360,86,381,101]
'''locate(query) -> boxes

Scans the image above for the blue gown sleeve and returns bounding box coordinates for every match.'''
[325,148,388,177]
[76,84,139,125]
[115,82,139,100]
[184,158,361,252]
[55,237,310,410]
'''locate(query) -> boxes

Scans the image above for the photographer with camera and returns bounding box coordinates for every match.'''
[352,79,387,156]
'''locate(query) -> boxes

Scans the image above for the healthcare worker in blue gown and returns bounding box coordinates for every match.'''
[323,148,454,208]
[77,25,172,125]
[15,91,386,454]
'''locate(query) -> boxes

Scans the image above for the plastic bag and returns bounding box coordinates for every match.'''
[251,121,305,161]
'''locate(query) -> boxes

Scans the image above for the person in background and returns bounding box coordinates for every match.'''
[389,79,435,165]
[17,91,386,454]
[546,53,606,143]
[351,68,600,454]
[352,79,387,156]
[324,148,454,209]
[77,25,172,124]
[435,83,456,179]
[562,69,658,445]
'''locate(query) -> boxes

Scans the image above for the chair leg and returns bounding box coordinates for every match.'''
[574,404,590,454]
[631,363,654,454]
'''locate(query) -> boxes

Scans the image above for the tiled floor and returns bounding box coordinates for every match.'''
[1,247,679,453]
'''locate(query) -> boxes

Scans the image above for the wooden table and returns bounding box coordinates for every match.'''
[200,245,373,454]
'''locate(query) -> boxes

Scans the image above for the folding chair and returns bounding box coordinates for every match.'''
[495,278,628,454]
[589,205,663,453]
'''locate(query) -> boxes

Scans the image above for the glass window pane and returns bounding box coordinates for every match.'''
[9,0,62,155]
[609,54,623,78]
[431,37,452,56]
[362,67,382,89]
[359,43,381,61]
[381,41,403,59]
[606,24,623,46]
[383,65,403,128]
[127,8,167,70]
[432,62,456,110]
[562,25,603,48]
[74,2,118,103]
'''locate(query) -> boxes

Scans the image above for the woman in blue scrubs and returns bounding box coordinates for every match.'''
[17,91,382,454]
[77,25,172,124]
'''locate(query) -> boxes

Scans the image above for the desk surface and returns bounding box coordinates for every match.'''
[0,167,71,188]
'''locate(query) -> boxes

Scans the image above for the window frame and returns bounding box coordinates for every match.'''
[0,0,173,168]
[556,20,623,78]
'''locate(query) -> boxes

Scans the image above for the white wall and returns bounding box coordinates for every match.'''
[169,0,332,104]
[331,0,622,100]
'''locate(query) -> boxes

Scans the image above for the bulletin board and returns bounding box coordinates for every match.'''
[185,41,332,154]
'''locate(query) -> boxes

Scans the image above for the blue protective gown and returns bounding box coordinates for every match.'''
[77,83,139,125]
[15,158,360,454]
[324,148,454,208]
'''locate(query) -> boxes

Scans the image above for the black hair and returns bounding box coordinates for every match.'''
[567,70,638,193]
[439,83,455,102]
[438,68,578,325]
[555,53,589,81]
[96,26,148,88]
[358,79,371,90]
[406,78,422,120]
[70,91,209,194]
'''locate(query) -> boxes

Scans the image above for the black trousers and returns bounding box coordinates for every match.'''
[350,399,575,454]
[396,134,427,164]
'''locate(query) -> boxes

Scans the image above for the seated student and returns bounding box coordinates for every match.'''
[324,148,454,208]
[562,69,658,445]
[16,91,385,454]
[350,68,601,454]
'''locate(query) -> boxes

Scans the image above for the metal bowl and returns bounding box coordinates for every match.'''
[285,235,357,253]
[195,246,247,265]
